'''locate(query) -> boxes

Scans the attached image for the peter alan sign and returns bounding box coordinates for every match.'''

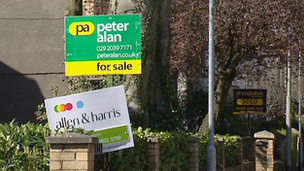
[45,85,134,153]
[65,14,142,76]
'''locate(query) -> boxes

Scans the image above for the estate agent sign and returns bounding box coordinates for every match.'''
[45,85,134,153]
[65,14,141,76]
[233,89,267,115]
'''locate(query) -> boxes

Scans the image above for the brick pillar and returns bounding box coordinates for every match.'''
[254,130,275,171]
[188,136,200,171]
[267,138,274,171]
[83,0,95,15]
[255,140,268,171]
[46,133,98,171]
[147,137,162,171]
[217,137,225,171]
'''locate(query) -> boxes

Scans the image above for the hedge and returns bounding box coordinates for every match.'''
[0,122,240,171]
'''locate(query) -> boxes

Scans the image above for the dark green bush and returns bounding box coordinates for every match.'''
[277,129,298,166]
[0,121,49,171]
[219,135,240,167]
[0,121,240,171]
[106,127,149,171]
[153,131,190,171]
[103,128,190,171]
[192,133,240,170]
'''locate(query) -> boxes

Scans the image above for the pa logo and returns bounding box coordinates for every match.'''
[54,101,84,113]
[68,21,95,36]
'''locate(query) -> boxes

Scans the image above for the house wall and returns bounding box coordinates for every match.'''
[0,0,68,123]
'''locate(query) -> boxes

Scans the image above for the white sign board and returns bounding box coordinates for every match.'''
[45,85,134,153]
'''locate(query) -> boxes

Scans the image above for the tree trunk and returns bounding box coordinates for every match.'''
[214,68,236,123]
[177,70,188,108]
[199,67,236,134]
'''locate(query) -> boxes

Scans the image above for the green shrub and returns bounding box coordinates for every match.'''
[277,129,298,165]
[107,127,149,171]
[105,128,190,171]
[0,120,49,171]
[0,121,240,171]
[219,135,240,167]
[193,133,209,170]
[192,133,240,170]
[154,131,190,171]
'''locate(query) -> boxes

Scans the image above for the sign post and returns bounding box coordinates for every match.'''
[65,14,141,76]
[233,89,267,136]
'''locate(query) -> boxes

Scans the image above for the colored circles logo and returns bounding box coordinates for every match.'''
[76,101,84,108]
[54,101,84,113]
